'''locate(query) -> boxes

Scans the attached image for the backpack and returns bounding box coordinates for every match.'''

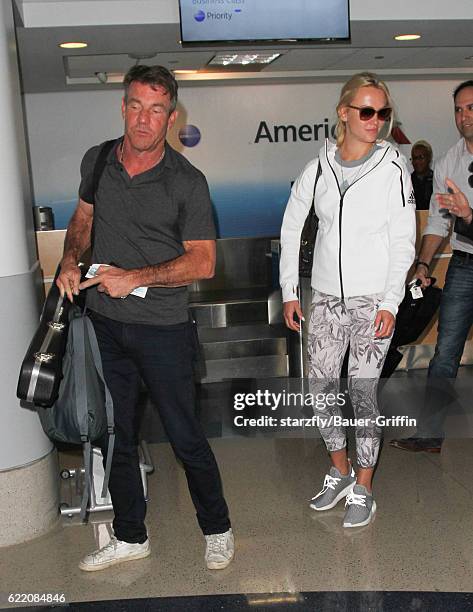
[35,303,115,521]
[299,161,322,278]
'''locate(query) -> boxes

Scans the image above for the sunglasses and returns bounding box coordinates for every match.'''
[469,161,473,188]
[348,105,392,122]
[412,154,427,161]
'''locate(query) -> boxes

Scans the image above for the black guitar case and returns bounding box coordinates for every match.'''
[16,271,85,407]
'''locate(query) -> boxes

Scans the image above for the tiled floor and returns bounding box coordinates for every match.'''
[2,372,473,610]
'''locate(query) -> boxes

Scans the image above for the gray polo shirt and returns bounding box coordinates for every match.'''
[423,138,473,252]
[79,139,216,325]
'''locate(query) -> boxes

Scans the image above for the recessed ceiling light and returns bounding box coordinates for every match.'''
[59,41,88,49]
[394,34,421,41]
[173,70,198,74]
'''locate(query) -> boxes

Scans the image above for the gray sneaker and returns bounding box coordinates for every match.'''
[310,464,356,511]
[343,484,377,528]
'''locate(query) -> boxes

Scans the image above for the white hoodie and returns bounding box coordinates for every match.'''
[280,139,416,316]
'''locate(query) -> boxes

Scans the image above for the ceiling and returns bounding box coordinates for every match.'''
[13,0,473,93]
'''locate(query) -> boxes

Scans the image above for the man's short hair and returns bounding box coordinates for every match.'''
[123,65,178,112]
[453,80,473,101]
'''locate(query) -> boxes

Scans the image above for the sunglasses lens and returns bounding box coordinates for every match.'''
[469,175,473,188]
[469,161,473,173]
[359,107,376,121]
[357,107,392,121]
[378,107,392,121]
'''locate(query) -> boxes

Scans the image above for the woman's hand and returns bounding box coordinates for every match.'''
[283,300,304,332]
[436,178,472,223]
[374,309,395,338]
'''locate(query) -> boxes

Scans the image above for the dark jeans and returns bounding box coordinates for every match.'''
[418,253,473,438]
[90,311,231,543]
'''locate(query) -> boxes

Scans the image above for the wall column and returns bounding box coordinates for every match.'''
[0,0,59,547]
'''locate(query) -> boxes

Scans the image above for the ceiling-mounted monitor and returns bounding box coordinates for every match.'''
[178,0,350,45]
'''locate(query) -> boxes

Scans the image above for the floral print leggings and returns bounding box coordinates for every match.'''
[308,290,392,468]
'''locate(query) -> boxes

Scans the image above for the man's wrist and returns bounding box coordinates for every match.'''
[60,254,80,268]
[124,268,142,291]
[416,260,430,272]
[461,210,473,224]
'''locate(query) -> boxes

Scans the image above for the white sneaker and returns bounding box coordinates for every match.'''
[204,528,234,570]
[79,536,150,572]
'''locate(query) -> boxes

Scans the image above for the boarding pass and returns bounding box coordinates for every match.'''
[86,264,148,298]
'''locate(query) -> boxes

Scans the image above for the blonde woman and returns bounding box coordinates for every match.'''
[280,73,416,527]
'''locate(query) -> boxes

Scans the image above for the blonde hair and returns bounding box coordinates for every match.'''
[411,140,433,163]
[335,72,395,147]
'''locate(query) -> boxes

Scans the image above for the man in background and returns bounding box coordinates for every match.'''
[411,140,434,210]
[391,80,473,453]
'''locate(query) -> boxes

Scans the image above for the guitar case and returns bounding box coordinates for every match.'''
[17,274,82,407]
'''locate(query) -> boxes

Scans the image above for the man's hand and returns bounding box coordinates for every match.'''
[56,198,94,302]
[411,263,432,289]
[56,259,82,303]
[283,300,304,332]
[436,178,472,224]
[79,265,137,299]
[374,309,395,339]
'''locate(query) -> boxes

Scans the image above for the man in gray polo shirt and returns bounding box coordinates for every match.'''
[391,80,473,453]
[57,65,233,571]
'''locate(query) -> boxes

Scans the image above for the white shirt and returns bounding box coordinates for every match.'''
[424,138,473,252]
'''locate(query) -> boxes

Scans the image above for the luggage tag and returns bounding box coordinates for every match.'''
[86,264,148,298]
[408,279,423,300]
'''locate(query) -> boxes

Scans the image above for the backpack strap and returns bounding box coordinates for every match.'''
[84,315,115,498]
[70,314,92,521]
[72,313,116,520]
[80,442,93,522]
[310,160,322,216]
[71,315,88,442]
[90,139,118,250]
[91,139,118,205]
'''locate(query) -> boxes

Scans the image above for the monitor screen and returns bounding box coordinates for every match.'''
[179,0,350,44]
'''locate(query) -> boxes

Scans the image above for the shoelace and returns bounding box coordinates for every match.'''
[94,537,118,558]
[345,491,367,507]
[312,474,340,499]
[206,533,227,554]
